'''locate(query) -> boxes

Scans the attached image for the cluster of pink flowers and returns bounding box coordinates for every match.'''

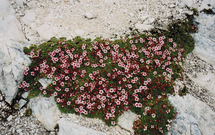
[21,34,184,127]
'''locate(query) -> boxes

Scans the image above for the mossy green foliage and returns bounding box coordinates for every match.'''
[24,108,32,116]
[19,15,198,134]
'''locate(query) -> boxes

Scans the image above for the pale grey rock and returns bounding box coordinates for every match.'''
[186,71,215,97]
[18,99,27,108]
[0,15,24,42]
[169,4,175,8]
[52,0,61,3]
[7,115,13,121]
[39,78,52,89]
[191,125,201,135]
[28,96,61,130]
[37,24,59,40]
[179,0,194,8]
[22,9,36,26]
[143,18,155,25]
[198,0,213,11]
[192,13,215,65]
[84,12,95,19]
[22,91,29,99]
[117,111,137,133]
[135,24,153,31]
[75,29,85,36]
[168,94,215,135]
[16,0,25,7]
[140,15,149,21]
[27,1,37,9]
[58,118,107,135]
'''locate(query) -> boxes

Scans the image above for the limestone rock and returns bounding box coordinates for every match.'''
[168,94,215,135]
[52,0,61,3]
[58,118,107,135]
[179,0,194,8]
[84,12,95,19]
[28,96,61,131]
[192,13,215,65]
[117,111,137,133]
[37,24,59,41]
[135,24,153,31]
[0,39,31,104]
[39,78,52,89]
[75,29,85,36]
[22,9,36,26]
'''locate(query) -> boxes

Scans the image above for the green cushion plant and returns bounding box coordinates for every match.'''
[19,15,198,134]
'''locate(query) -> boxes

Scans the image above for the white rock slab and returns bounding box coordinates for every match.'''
[75,29,85,36]
[192,13,215,65]
[37,24,59,41]
[168,94,215,135]
[186,71,215,96]
[135,24,153,32]
[58,118,107,135]
[28,96,61,131]
[117,111,138,133]
[39,78,52,89]
[22,9,35,26]
[0,39,31,104]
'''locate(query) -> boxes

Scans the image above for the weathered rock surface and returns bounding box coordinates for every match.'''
[58,118,107,135]
[117,111,137,133]
[39,78,52,89]
[0,39,31,104]
[168,94,215,135]
[28,96,61,130]
[0,0,24,41]
[192,13,215,66]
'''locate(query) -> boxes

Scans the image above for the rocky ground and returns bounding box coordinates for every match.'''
[0,0,215,134]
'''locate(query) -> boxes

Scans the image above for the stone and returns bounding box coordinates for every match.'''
[140,15,150,21]
[135,23,153,31]
[117,111,138,133]
[38,78,52,89]
[74,29,85,36]
[58,118,107,135]
[22,9,36,26]
[28,95,61,130]
[186,71,215,96]
[192,13,215,65]
[168,94,215,135]
[16,0,25,7]
[84,12,95,19]
[198,0,213,11]
[37,24,59,41]
[191,125,202,135]
[7,115,13,121]
[52,0,61,3]
[143,18,155,25]
[19,99,27,108]
[22,92,29,99]
[179,0,194,8]
[0,15,24,42]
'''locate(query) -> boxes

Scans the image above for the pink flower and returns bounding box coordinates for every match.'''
[24,71,28,75]
[43,91,47,95]
[39,87,43,90]
[80,86,84,90]
[111,121,115,125]
[56,98,60,103]
[25,67,29,71]
[151,113,156,118]
[129,40,133,44]
[67,101,71,105]
[31,72,35,76]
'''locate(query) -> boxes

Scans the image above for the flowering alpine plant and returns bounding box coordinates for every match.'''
[20,31,188,134]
